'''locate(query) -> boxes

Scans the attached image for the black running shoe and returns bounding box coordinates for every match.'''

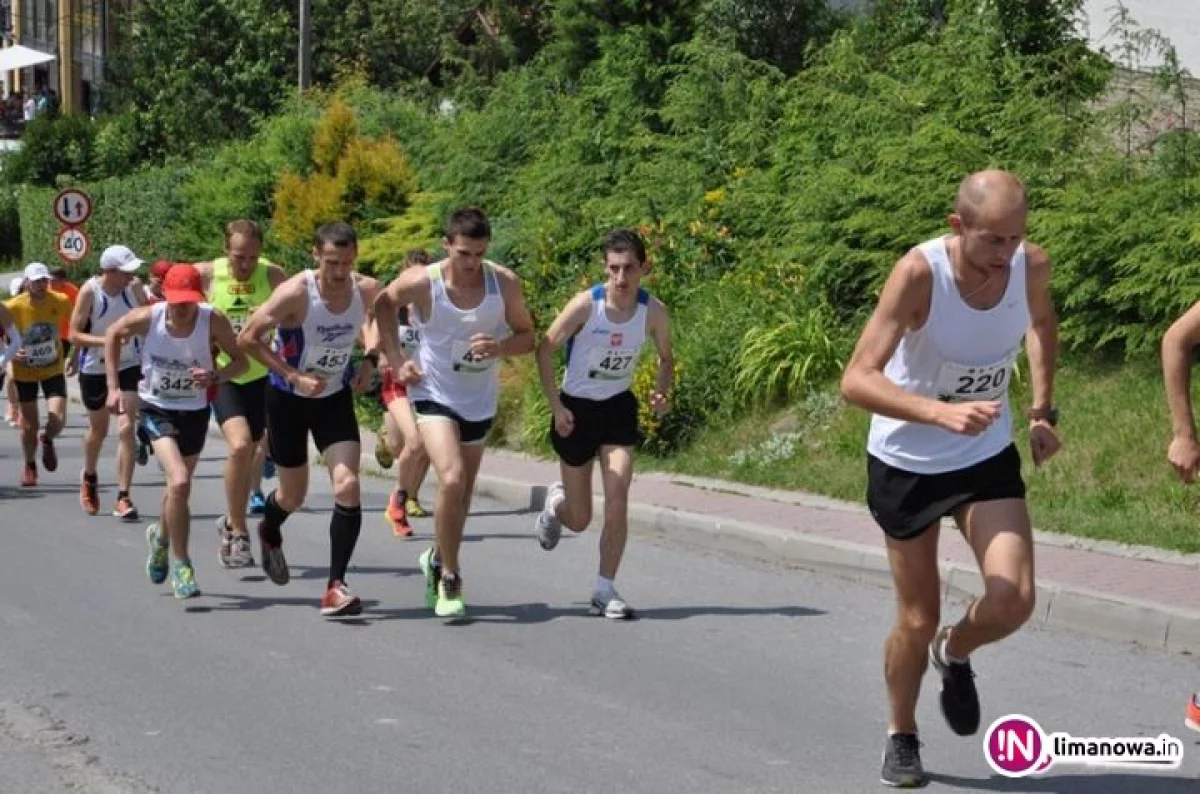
[257,520,290,586]
[930,626,981,736]
[881,733,928,788]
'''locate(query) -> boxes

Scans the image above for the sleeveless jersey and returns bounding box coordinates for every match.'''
[79,277,141,375]
[138,302,214,412]
[562,285,650,401]
[269,270,365,399]
[408,262,506,422]
[209,257,273,384]
[866,236,1031,474]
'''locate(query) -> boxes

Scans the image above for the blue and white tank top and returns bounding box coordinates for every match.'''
[561,285,650,401]
[79,277,142,375]
[269,270,365,399]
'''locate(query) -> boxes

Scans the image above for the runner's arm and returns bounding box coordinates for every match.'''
[373,267,427,370]
[210,311,248,383]
[496,268,535,357]
[535,293,592,411]
[0,303,19,367]
[1023,245,1058,420]
[238,275,306,383]
[104,307,152,391]
[840,252,947,425]
[1163,301,1200,441]
[648,299,674,401]
[69,283,105,348]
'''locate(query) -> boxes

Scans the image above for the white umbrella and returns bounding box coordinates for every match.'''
[0,45,56,72]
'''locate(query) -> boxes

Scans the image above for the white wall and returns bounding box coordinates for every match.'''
[1081,0,1200,75]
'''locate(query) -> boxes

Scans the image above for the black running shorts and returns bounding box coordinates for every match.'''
[15,373,67,404]
[411,399,493,446]
[138,403,212,459]
[549,390,640,468]
[212,376,268,442]
[866,443,1027,541]
[80,367,141,412]
[266,385,360,469]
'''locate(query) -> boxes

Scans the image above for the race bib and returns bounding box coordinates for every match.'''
[302,344,352,378]
[398,325,421,355]
[934,353,1015,403]
[25,328,59,368]
[150,361,200,401]
[451,339,495,375]
[229,313,247,337]
[586,347,638,382]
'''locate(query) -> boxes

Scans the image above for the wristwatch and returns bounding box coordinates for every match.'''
[1028,406,1059,426]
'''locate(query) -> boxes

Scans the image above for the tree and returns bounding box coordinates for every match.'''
[106,0,293,158]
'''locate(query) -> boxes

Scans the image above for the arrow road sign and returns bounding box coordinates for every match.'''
[53,188,93,227]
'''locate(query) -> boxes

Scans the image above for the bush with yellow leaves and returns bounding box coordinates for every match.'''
[272,98,419,249]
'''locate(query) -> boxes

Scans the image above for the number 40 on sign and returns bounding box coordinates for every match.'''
[57,227,90,263]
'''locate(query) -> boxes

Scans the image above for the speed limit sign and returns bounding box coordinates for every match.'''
[57,227,90,263]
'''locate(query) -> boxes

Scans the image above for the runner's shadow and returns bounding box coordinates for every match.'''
[467,508,536,518]
[193,592,384,614]
[0,486,45,500]
[930,773,1197,792]
[291,564,420,581]
[362,602,826,624]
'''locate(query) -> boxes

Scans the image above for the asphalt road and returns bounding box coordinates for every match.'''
[0,411,1197,793]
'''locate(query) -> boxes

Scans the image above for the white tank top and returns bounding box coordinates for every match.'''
[137,302,214,412]
[408,262,506,422]
[269,270,366,399]
[866,236,1031,474]
[562,285,650,401]
[79,277,141,375]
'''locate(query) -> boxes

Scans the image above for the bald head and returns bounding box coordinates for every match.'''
[953,170,1028,227]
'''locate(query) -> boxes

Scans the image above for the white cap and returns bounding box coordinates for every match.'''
[23,262,50,282]
[8,276,22,296]
[100,245,143,273]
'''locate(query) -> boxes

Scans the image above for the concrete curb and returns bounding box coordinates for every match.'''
[63,383,1200,657]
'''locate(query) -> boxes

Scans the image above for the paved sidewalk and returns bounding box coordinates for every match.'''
[60,378,1200,656]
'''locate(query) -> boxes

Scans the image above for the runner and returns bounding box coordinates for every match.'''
[1159,300,1200,732]
[3,276,20,426]
[50,266,80,377]
[5,263,72,486]
[0,300,22,411]
[374,207,536,619]
[196,220,286,569]
[238,221,381,617]
[532,229,672,619]
[104,263,247,599]
[839,170,1061,787]
[370,248,433,537]
[69,244,148,519]
[147,261,171,303]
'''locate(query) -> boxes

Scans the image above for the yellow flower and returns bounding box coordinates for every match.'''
[704,188,726,205]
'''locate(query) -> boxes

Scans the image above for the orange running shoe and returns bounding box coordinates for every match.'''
[1186,693,1200,733]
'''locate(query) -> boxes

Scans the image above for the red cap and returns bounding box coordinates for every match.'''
[162,264,206,305]
[150,260,173,281]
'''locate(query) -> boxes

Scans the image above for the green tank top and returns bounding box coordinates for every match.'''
[210,256,273,384]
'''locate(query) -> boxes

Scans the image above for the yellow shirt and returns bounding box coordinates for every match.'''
[5,290,71,381]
